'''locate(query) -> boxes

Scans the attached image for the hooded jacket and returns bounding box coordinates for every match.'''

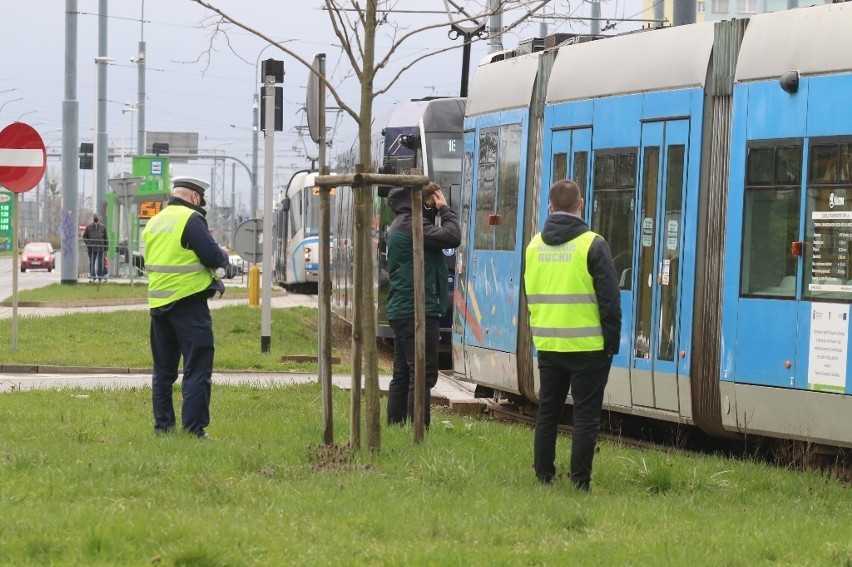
[385,187,462,320]
[530,211,622,354]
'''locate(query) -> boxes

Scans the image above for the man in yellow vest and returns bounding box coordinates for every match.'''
[524,179,622,491]
[142,176,229,439]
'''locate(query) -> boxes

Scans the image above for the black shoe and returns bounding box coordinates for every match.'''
[197,432,213,440]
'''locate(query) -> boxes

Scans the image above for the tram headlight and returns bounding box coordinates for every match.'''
[304,246,312,263]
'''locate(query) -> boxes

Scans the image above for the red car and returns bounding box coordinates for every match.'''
[20,242,56,272]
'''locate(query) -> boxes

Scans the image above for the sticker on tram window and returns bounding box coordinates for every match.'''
[666,220,679,250]
[641,217,653,247]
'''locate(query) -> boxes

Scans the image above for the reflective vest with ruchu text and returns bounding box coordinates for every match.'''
[524,230,604,352]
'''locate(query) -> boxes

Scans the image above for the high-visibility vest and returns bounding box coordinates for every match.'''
[524,230,604,352]
[142,205,214,308]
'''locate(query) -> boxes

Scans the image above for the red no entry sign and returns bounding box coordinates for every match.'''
[0,122,46,193]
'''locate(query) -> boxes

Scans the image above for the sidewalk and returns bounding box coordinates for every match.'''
[0,369,483,415]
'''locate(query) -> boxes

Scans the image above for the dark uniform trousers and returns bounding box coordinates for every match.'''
[534,350,612,489]
[388,316,440,428]
[150,297,214,435]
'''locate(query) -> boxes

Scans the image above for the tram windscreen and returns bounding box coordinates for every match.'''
[426,134,463,209]
[304,187,335,238]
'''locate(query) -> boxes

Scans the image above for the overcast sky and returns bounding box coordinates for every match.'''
[1,0,643,212]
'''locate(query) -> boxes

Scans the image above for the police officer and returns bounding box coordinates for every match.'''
[142,176,229,438]
[523,179,621,491]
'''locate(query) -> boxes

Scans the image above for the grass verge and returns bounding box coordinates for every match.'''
[0,305,390,374]
[0,383,850,566]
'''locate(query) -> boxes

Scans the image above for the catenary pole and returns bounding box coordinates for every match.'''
[61,0,80,285]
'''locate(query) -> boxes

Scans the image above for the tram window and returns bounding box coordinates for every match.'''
[427,135,463,199]
[616,153,637,188]
[553,153,567,185]
[803,140,852,302]
[474,124,521,251]
[746,147,773,185]
[841,144,852,182]
[475,129,497,250]
[776,146,802,185]
[594,155,614,189]
[288,192,300,239]
[592,149,637,290]
[740,143,802,298]
[574,152,588,192]
[810,145,838,183]
[495,124,521,250]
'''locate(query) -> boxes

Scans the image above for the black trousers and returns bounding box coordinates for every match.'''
[150,298,214,436]
[534,350,611,488]
[388,317,440,427]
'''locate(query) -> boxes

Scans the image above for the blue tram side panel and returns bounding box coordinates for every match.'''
[720,5,852,443]
[543,23,714,418]
[456,4,852,449]
[454,53,541,394]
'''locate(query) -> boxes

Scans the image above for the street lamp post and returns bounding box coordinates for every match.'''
[15,109,39,122]
[94,56,114,222]
[0,97,24,116]
[121,103,137,174]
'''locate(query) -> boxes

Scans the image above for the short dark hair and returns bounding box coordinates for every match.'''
[548,179,581,213]
[422,182,440,201]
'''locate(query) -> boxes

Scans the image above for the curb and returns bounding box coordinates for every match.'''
[0,291,291,309]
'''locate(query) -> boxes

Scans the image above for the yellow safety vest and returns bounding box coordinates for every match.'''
[524,230,604,352]
[142,205,214,308]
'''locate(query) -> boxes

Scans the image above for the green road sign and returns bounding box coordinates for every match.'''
[0,189,14,250]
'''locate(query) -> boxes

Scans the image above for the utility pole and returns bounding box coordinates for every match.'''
[136,1,146,156]
[61,0,80,285]
[95,0,109,221]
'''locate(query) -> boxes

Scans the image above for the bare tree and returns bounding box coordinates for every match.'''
[191,0,553,452]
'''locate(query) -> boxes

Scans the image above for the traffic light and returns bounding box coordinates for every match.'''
[260,86,283,132]
[79,142,93,169]
[260,59,285,132]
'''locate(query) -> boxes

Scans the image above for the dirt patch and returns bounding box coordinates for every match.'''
[331,314,395,372]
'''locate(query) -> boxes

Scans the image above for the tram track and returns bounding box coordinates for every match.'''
[465,386,852,483]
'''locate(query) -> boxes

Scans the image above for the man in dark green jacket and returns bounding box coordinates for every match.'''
[385,182,461,427]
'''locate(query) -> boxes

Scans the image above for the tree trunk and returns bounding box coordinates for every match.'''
[359,0,381,453]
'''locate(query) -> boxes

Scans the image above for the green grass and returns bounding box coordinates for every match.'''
[0,305,370,373]
[0,383,849,566]
[5,282,152,302]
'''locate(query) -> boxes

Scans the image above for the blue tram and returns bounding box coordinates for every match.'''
[273,170,333,293]
[454,3,852,448]
[331,98,466,347]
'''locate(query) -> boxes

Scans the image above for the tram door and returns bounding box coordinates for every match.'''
[463,122,527,354]
[631,120,689,411]
[549,128,592,204]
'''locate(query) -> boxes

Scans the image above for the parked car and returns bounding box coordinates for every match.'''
[228,254,246,277]
[20,242,56,272]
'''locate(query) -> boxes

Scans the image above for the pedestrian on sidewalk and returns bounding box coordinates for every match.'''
[82,213,108,282]
[141,176,229,439]
[385,182,461,429]
[524,179,621,491]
